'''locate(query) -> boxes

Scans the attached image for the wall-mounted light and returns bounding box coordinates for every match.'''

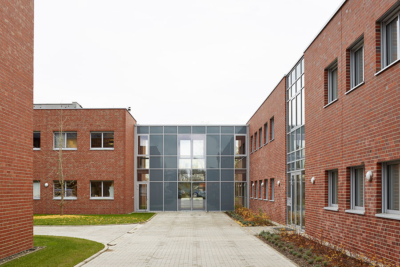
[44,183,49,188]
[252,183,254,187]
[311,177,315,184]
[366,171,373,182]
[261,182,264,186]
[277,181,280,186]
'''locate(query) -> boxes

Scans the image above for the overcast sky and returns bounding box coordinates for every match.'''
[34,0,343,124]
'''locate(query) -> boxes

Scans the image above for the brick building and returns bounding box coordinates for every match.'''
[0,0,34,260]
[33,104,136,214]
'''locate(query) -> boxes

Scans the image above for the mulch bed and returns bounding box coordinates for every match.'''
[225,210,274,226]
[0,247,45,266]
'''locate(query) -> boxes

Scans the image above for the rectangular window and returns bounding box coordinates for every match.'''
[255,181,258,199]
[53,132,77,150]
[33,132,40,150]
[254,132,258,150]
[235,135,246,155]
[328,62,338,103]
[329,170,338,207]
[53,180,77,199]
[350,39,364,88]
[382,162,400,214]
[270,118,274,141]
[351,167,364,210]
[270,178,275,201]
[250,135,253,153]
[90,181,114,199]
[264,123,268,144]
[383,15,399,68]
[264,179,268,200]
[91,132,114,149]
[251,182,254,198]
[33,181,40,199]
[138,135,149,155]
[259,128,262,148]
[259,180,262,199]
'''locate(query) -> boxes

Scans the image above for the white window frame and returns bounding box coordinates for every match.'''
[33,131,41,150]
[250,136,253,153]
[90,132,114,150]
[251,182,254,198]
[90,181,114,200]
[350,39,364,89]
[328,170,338,207]
[350,167,365,211]
[254,132,258,151]
[381,8,400,69]
[33,181,40,200]
[270,179,275,201]
[53,132,77,150]
[327,61,338,103]
[259,128,262,149]
[264,122,268,145]
[255,181,258,199]
[270,118,274,141]
[53,180,77,200]
[264,179,268,200]
[382,161,400,215]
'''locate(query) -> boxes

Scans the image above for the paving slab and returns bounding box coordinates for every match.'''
[82,212,296,267]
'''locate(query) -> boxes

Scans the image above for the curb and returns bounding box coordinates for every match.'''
[74,244,109,267]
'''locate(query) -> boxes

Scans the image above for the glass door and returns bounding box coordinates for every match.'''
[138,184,148,211]
[287,172,304,229]
[178,182,191,211]
[192,182,206,211]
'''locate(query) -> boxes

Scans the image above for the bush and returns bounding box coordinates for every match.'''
[308,259,314,264]
[315,256,323,262]
[322,261,328,266]
[303,255,308,260]
[306,250,312,256]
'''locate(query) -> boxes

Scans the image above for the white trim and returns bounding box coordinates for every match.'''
[53,197,77,200]
[345,82,365,95]
[345,209,365,215]
[90,132,115,149]
[53,131,78,150]
[323,98,338,109]
[375,58,400,76]
[350,166,365,210]
[375,213,400,221]
[349,38,364,89]
[328,170,339,207]
[324,206,339,212]
[33,148,41,151]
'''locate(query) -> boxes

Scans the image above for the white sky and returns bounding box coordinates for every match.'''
[34,0,343,124]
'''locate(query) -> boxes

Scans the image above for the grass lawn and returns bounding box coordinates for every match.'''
[2,236,104,267]
[34,213,155,225]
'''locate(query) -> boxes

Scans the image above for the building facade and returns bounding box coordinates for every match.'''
[0,0,34,259]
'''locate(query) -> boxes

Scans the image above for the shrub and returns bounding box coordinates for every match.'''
[322,261,328,266]
[306,250,312,256]
[308,259,314,264]
[273,235,280,241]
[289,249,294,254]
[303,255,308,260]
[297,254,301,258]
[315,256,323,262]
[298,247,303,252]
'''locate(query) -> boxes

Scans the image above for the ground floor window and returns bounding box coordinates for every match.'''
[270,179,274,201]
[33,181,40,199]
[329,170,338,207]
[91,181,114,199]
[382,162,400,214]
[351,167,364,210]
[54,180,77,199]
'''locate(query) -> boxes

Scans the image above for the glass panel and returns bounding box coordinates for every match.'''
[387,17,398,66]
[150,126,163,134]
[207,126,220,134]
[150,182,163,211]
[297,94,301,127]
[301,126,305,148]
[302,90,305,124]
[207,182,220,211]
[66,133,77,148]
[221,182,234,211]
[164,135,177,155]
[178,135,191,157]
[178,182,191,211]
[137,126,149,134]
[91,181,102,197]
[164,126,177,134]
[235,182,246,207]
[271,179,275,200]
[192,159,205,169]
[221,169,234,181]
[66,181,77,197]
[296,174,300,226]
[354,47,363,85]
[235,136,246,155]
[270,119,274,140]
[164,156,177,168]
[103,133,114,148]
[331,171,338,205]
[150,157,163,168]
[192,126,205,134]
[207,156,220,168]
[103,181,113,197]
[150,135,163,155]
[53,133,63,149]
[192,182,206,211]
[221,135,234,155]
[290,175,295,224]
[137,170,149,181]
[178,126,191,134]
[221,157,234,168]
[139,184,147,210]
[137,157,149,169]
[193,135,205,157]
[388,164,400,211]
[355,168,364,207]
[164,169,177,181]
[235,157,246,169]
[296,128,301,150]
[235,126,247,134]
[91,133,102,148]
[207,169,220,181]
[235,170,246,182]
[138,135,149,155]
[150,170,163,181]
[33,181,40,199]
[164,182,177,211]
[288,101,291,132]
[178,169,191,181]
[179,159,191,169]
[302,171,305,229]
[33,132,41,148]
[331,68,338,101]
[292,99,296,129]
[221,126,234,134]
[207,135,220,155]
[192,169,205,181]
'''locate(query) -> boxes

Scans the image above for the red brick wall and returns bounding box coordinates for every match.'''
[33,109,136,214]
[0,0,34,259]
[247,78,287,225]
[305,0,400,264]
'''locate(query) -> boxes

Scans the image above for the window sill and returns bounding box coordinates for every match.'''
[33,198,41,200]
[345,82,364,95]
[323,98,338,109]
[375,213,400,221]
[375,58,400,76]
[90,197,114,200]
[269,200,275,202]
[53,197,77,200]
[270,139,274,142]
[33,148,41,151]
[324,206,339,212]
[264,199,268,201]
[345,209,365,215]
[258,198,263,200]
[53,148,77,151]
[90,148,114,151]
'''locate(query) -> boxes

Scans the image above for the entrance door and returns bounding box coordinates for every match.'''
[138,184,148,211]
[287,172,304,229]
[178,182,206,211]
[178,182,191,211]
[192,182,206,211]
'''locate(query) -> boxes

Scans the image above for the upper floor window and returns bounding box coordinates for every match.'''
[382,162,400,215]
[33,132,40,150]
[53,132,77,150]
[138,135,149,155]
[254,132,258,150]
[350,39,364,89]
[259,128,262,148]
[327,61,338,103]
[270,118,274,141]
[382,15,399,68]
[235,135,246,155]
[91,132,114,149]
[264,122,268,145]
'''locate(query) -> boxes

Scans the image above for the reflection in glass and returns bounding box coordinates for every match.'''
[235,170,246,181]
[235,182,247,207]
[178,183,191,211]
[150,135,163,155]
[178,135,191,156]
[137,170,149,181]
[192,159,205,169]
[179,169,191,181]
[235,157,247,169]
[137,157,149,169]
[388,164,400,211]
[192,169,205,181]
[221,135,234,155]
[138,135,149,155]
[302,171,305,229]
[179,159,191,169]
[192,135,205,156]
[139,184,147,210]
[354,168,364,207]
[192,182,206,210]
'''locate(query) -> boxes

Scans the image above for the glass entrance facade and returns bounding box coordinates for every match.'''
[135,125,248,211]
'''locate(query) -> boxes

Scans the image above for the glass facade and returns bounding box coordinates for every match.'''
[286,58,306,229]
[135,125,248,211]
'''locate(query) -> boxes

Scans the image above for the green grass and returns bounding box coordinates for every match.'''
[3,236,104,267]
[34,213,155,225]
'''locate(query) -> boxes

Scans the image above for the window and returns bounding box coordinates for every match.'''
[91,132,114,149]
[255,181,258,199]
[91,181,114,199]
[53,132,77,150]
[33,181,40,199]
[327,61,338,103]
[264,122,268,144]
[138,135,149,155]
[382,162,400,215]
[259,180,262,199]
[382,13,399,68]
[54,180,77,199]
[350,167,364,210]
[251,182,254,198]
[270,178,275,201]
[254,132,258,150]
[250,135,253,153]
[350,39,364,88]
[235,135,246,155]
[259,128,262,148]
[33,132,40,150]
[270,118,274,141]
[264,179,268,200]
[328,170,338,207]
